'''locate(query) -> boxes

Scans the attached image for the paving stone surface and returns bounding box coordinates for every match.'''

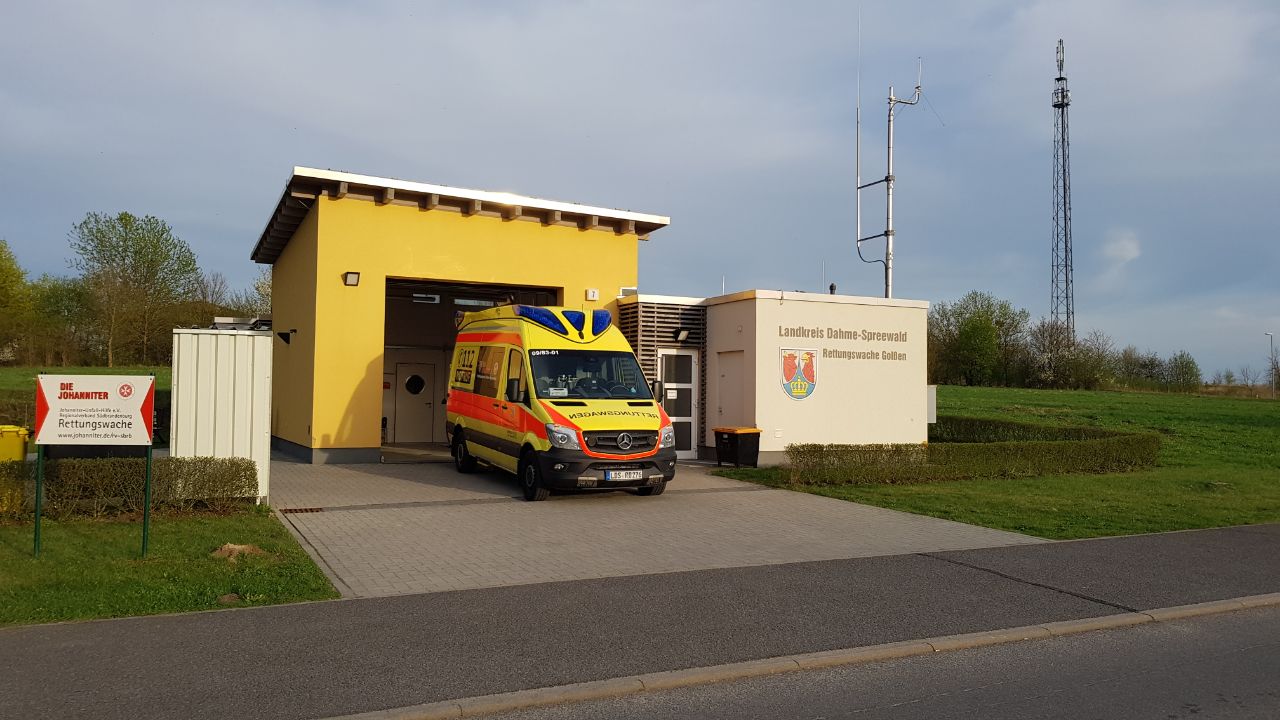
[273,459,1044,598]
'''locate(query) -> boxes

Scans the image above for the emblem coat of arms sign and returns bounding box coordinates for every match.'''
[781,349,817,399]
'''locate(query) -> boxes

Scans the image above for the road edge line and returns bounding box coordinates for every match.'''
[324,592,1280,720]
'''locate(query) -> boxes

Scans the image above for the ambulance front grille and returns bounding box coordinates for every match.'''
[583,430,658,455]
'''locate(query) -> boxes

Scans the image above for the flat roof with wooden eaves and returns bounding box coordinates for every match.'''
[251,167,671,264]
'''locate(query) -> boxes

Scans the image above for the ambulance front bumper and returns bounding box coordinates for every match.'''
[536,447,678,489]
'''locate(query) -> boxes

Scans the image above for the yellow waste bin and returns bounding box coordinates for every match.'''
[0,425,29,461]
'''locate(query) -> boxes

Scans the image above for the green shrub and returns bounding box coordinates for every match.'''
[785,415,1160,485]
[0,460,33,521]
[0,456,258,521]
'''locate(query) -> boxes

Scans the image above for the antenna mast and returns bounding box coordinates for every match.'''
[1051,39,1075,337]
[858,60,921,299]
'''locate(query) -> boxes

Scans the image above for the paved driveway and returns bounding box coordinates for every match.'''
[273,458,1043,598]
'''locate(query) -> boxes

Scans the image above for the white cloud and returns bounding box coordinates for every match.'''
[1102,228,1141,265]
[1091,227,1142,292]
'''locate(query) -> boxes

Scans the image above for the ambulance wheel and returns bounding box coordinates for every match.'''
[453,431,477,474]
[519,451,549,502]
[637,481,667,497]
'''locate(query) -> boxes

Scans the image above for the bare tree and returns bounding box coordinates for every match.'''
[1238,365,1258,390]
[226,266,272,317]
[195,272,231,307]
[1269,347,1280,399]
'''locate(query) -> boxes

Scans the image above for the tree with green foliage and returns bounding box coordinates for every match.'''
[928,291,1029,386]
[1166,350,1202,392]
[952,313,999,385]
[69,212,201,365]
[22,276,92,366]
[0,239,32,361]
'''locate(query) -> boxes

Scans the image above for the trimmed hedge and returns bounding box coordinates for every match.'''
[0,456,258,521]
[785,415,1160,485]
[929,415,1121,443]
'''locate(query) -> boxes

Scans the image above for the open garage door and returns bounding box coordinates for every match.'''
[383,279,558,447]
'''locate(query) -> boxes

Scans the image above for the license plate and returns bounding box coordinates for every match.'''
[606,470,643,481]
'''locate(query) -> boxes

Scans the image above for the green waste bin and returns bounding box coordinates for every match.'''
[0,425,29,461]
[713,427,762,468]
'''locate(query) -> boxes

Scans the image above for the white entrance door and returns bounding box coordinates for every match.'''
[394,362,436,443]
[657,349,698,460]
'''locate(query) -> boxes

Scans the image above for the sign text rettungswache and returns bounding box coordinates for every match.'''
[34,375,155,446]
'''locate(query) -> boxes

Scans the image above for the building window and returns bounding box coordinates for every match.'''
[404,374,426,395]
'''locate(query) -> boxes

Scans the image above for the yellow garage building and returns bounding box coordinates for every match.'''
[252,167,669,463]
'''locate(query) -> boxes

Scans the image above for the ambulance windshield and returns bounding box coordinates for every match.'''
[528,350,653,400]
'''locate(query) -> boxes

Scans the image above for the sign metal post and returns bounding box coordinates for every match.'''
[142,444,153,557]
[34,444,44,558]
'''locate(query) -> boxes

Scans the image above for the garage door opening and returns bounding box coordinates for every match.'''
[383,278,558,457]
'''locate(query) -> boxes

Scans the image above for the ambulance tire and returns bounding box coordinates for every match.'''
[637,481,667,497]
[519,451,550,502]
[453,431,477,474]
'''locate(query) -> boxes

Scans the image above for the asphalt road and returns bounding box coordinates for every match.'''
[0,525,1276,720]
[491,605,1280,720]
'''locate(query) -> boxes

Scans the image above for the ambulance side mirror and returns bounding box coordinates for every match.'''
[650,380,662,401]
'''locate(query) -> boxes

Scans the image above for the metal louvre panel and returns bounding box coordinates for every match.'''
[629,301,707,452]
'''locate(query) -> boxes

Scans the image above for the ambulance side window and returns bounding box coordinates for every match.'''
[474,346,505,398]
[506,349,527,404]
[451,346,479,390]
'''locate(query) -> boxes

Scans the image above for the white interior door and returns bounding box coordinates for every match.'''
[658,349,698,460]
[394,362,436,443]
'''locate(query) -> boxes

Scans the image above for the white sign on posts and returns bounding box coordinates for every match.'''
[34,375,156,446]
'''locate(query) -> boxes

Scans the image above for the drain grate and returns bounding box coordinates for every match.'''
[280,507,325,514]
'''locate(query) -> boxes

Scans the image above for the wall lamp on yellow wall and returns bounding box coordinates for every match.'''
[343,271,361,286]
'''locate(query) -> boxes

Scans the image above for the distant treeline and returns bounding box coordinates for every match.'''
[928,291,1203,392]
[0,212,270,367]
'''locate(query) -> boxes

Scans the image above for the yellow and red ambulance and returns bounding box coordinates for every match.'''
[446,305,677,501]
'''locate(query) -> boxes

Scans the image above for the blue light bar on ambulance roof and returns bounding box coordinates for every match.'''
[591,309,612,335]
[561,310,586,332]
[515,305,568,335]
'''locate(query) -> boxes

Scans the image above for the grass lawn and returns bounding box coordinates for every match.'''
[722,387,1279,539]
[0,508,338,626]
[0,365,172,393]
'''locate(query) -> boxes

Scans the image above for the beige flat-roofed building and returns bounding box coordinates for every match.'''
[705,291,929,464]
[620,291,929,466]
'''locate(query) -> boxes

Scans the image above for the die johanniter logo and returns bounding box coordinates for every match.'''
[781,349,816,399]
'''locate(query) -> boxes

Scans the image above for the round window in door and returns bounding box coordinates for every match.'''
[405,375,426,395]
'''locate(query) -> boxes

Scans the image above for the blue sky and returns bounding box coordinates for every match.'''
[2,1,1277,374]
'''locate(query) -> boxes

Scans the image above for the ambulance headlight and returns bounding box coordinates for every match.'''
[659,424,676,449]
[545,424,580,450]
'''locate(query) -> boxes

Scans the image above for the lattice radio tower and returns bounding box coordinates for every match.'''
[1051,39,1074,337]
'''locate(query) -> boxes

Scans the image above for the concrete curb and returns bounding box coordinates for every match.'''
[326,592,1280,720]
